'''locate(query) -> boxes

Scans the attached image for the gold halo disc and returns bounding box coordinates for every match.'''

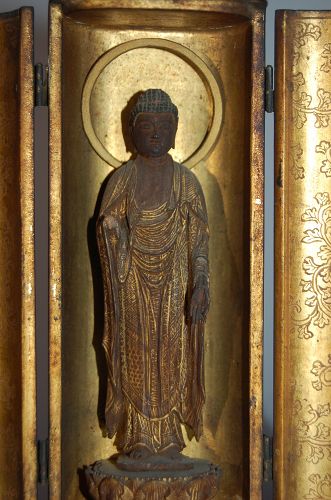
[82,38,223,169]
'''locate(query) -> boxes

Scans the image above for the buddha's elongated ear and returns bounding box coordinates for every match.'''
[129,122,137,152]
[172,118,178,149]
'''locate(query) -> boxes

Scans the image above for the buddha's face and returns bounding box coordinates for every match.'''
[132,112,177,158]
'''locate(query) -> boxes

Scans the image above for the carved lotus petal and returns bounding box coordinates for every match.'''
[98,477,130,500]
[181,477,218,500]
[135,481,171,500]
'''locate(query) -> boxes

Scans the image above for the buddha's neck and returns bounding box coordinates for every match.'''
[137,154,171,170]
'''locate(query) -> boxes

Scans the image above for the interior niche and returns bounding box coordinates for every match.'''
[50,5,262,498]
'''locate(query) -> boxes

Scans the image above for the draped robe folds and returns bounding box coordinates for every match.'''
[97,160,209,454]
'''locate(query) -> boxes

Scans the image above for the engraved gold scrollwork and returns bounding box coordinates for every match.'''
[303,474,331,500]
[290,143,305,179]
[294,399,331,464]
[311,355,331,391]
[292,73,331,129]
[293,22,322,67]
[291,193,331,340]
[316,141,331,177]
[321,43,331,73]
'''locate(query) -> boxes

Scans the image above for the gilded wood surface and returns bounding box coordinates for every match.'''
[49,3,63,500]
[19,9,37,498]
[49,2,264,498]
[248,10,264,499]
[0,7,36,499]
[275,10,331,500]
[59,0,266,15]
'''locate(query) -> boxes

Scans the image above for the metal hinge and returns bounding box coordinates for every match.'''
[263,434,273,482]
[37,439,49,484]
[35,63,48,107]
[265,65,274,113]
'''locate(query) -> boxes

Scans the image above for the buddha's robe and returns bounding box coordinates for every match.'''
[97,159,209,453]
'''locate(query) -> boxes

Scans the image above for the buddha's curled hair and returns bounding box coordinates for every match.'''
[130,88,178,126]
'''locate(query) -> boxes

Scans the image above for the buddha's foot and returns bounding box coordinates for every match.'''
[158,444,181,460]
[128,445,153,460]
[116,448,193,472]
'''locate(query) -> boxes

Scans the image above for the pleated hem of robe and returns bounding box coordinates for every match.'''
[114,400,186,454]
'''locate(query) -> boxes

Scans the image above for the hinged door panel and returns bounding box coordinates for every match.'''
[0,8,36,499]
[275,10,331,500]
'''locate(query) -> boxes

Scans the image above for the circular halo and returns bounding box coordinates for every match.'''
[82,38,223,169]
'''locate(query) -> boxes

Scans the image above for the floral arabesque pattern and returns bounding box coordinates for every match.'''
[295,399,331,465]
[293,22,322,67]
[321,43,331,73]
[292,73,331,129]
[290,143,305,179]
[304,474,331,499]
[316,141,331,177]
[291,193,331,340]
[311,355,331,391]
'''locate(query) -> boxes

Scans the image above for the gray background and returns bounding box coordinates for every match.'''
[0,0,329,498]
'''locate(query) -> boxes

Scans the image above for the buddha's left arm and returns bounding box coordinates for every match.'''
[188,181,210,288]
[188,190,210,322]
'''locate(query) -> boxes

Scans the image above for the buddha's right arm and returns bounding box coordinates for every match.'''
[99,194,127,237]
[100,213,120,234]
[99,211,131,283]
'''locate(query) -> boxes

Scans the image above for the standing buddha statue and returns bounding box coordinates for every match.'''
[97,89,210,468]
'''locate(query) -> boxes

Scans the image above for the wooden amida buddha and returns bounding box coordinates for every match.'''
[87,90,219,499]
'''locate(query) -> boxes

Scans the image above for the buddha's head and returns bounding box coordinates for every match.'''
[130,89,178,158]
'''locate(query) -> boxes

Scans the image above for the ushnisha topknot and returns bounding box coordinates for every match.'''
[130,89,178,126]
